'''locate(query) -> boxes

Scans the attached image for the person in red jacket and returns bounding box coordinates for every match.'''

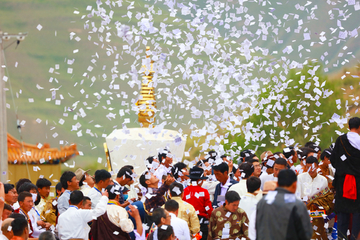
[183,166,213,240]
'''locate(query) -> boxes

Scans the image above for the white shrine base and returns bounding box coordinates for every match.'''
[105,128,186,175]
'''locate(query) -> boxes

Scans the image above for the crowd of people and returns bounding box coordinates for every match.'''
[1,117,360,240]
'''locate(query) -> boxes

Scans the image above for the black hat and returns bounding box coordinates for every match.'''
[186,166,208,180]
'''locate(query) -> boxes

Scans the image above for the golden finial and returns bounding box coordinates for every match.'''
[137,47,156,127]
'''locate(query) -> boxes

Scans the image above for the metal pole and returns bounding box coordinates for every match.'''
[0,31,8,183]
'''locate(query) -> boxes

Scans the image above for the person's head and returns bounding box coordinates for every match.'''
[18,182,37,194]
[15,179,31,193]
[94,169,112,189]
[1,218,14,240]
[349,117,360,133]
[116,167,133,186]
[39,231,56,240]
[2,204,13,220]
[36,178,52,199]
[246,176,261,194]
[157,225,175,240]
[207,150,218,162]
[320,148,332,166]
[273,158,287,178]
[18,192,33,213]
[224,191,240,212]
[298,147,316,161]
[232,165,240,180]
[152,208,171,226]
[158,149,173,167]
[60,171,79,191]
[140,171,159,188]
[240,149,254,163]
[169,182,183,198]
[188,166,208,185]
[283,146,298,164]
[69,190,84,206]
[277,169,297,193]
[239,162,254,179]
[105,185,120,201]
[171,162,189,182]
[11,218,29,239]
[164,199,179,216]
[212,162,229,184]
[55,182,64,197]
[248,158,261,175]
[306,156,319,178]
[4,184,17,205]
[146,156,160,170]
[81,196,92,209]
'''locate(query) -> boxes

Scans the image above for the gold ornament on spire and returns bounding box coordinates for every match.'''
[137,46,156,127]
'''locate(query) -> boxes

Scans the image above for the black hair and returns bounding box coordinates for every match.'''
[82,196,91,205]
[171,162,187,179]
[79,175,86,187]
[349,117,360,130]
[158,149,170,163]
[169,182,183,197]
[60,171,76,189]
[305,142,321,152]
[18,182,37,194]
[157,225,174,240]
[94,169,111,184]
[278,169,297,187]
[206,150,217,161]
[122,165,134,170]
[225,191,240,203]
[4,184,14,194]
[246,177,261,193]
[244,154,257,162]
[164,199,179,212]
[18,192,32,203]
[240,150,255,162]
[3,203,13,212]
[306,156,318,165]
[297,147,316,160]
[55,182,62,196]
[152,207,167,225]
[320,148,332,161]
[116,167,133,180]
[212,162,229,174]
[232,165,238,175]
[239,162,254,179]
[69,190,84,205]
[274,158,287,166]
[146,156,155,165]
[162,175,167,181]
[15,179,31,193]
[139,171,149,188]
[105,185,119,200]
[36,178,52,189]
[39,231,56,240]
[11,218,28,236]
[8,213,25,220]
[195,160,204,167]
[247,158,259,164]
[283,146,295,159]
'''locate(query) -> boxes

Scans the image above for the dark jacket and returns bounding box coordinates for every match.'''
[256,188,313,240]
[330,133,360,213]
[212,177,238,208]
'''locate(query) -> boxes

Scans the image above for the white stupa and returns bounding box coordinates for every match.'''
[104,47,186,174]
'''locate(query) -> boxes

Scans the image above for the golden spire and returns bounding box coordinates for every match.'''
[137,46,156,127]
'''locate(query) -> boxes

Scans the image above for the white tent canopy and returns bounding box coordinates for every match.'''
[105,128,186,175]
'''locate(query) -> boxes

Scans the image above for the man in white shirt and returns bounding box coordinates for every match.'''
[154,149,173,187]
[57,171,79,214]
[87,169,111,209]
[164,199,191,240]
[57,190,108,240]
[113,167,135,208]
[260,158,287,191]
[229,162,254,198]
[238,176,261,219]
[296,156,328,200]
